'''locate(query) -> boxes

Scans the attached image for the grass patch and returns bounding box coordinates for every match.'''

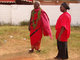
[0,26,80,59]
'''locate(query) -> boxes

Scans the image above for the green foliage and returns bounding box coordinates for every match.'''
[0,22,12,26]
[0,22,1,26]
[3,23,12,26]
[20,21,29,26]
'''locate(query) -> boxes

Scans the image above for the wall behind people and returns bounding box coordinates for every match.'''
[0,3,80,26]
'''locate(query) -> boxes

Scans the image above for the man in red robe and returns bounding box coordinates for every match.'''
[28,1,52,53]
[55,2,71,59]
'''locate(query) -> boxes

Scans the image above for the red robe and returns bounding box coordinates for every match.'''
[55,12,71,42]
[30,8,52,50]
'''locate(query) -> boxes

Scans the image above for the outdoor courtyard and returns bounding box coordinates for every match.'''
[0,26,80,60]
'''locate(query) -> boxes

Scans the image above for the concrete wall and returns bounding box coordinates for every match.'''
[0,5,11,24]
[70,3,80,26]
[0,3,80,26]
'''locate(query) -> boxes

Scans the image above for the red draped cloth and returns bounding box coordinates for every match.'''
[30,8,52,50]
[55,12,71,42]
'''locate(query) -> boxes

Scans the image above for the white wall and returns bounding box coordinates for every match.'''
[0,5,11,24]
[70,3,80,26]
[11,5,33,25]
[41,5,62,25]
[0,3,80,26]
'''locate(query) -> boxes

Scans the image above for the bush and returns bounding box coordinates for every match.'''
[3,23,12,26]
[0,22,1,26]
[20,21,29,26]
[0,22,12,26]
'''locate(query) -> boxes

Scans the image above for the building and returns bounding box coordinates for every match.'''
[0,0,79,5]
[36,0,80,5]
[0,0,33,4]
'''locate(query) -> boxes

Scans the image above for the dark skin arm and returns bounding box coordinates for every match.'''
[28,11,32,31]
[58,26,65,41]
[28,20,31,31]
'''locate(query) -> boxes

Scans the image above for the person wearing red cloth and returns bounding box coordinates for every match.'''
[28,1,53,53]
[55,2,71,59]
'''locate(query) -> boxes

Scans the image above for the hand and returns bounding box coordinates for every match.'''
[28,27,30,31]
[57,27,65,41]
[57,35,60,41]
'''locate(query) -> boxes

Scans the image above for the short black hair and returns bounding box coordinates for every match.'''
[61,2,70,10]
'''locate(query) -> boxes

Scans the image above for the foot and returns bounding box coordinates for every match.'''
[54,56,61,59]
[37,50,41,52]
[61,58,68,60]
[29,49,34,53]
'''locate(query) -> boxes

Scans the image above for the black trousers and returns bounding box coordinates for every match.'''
[56,40,68,59]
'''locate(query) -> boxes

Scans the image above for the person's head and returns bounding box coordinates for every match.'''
[60,2,70,12]
[34,1,40,9]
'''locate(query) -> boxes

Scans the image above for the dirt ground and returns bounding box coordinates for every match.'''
[0,26,80,60]
[0,38,46,60]
[0,38,80,60]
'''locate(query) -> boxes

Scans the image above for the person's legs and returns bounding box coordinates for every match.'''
[55,40,62,59]
[60,42,68,59]
[29,48,34,53]
[55,41,68,59]
[29,46,34,53]
[29,29,42,53]
[29,35,42,53]
[35,39,41,52]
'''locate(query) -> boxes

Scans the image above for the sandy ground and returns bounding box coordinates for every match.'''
[0,38,80,60]
[0,39,42,60]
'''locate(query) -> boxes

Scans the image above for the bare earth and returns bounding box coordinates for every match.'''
[0,38,80,60]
